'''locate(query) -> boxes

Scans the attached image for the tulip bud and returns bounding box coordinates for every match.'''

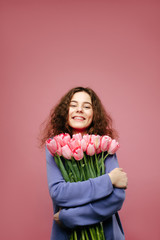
[72,133,83,141]
[83,134,91,145]
[81,139,87,152]
[61,145,73,159]
[55,133,71,147]
[86,143,96,156]
[100,135,112,152]
[108,139,120,154]
[46,138,58,156]
[73,146,84,160]
[68,139,80,151]
[91,135,101,149]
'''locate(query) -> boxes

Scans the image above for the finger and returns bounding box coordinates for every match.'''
[119,168,123,171]
[125,181,128,189]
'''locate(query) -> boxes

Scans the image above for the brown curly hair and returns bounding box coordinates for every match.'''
[39,87,118,148]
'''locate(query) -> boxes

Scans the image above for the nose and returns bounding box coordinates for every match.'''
[76,105,83,112]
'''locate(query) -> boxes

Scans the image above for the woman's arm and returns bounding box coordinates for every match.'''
[57,154,127,228]
[46,147,113,207]
[59,188,125,228]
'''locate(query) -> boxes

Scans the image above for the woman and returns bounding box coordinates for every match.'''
[40,87,128,240]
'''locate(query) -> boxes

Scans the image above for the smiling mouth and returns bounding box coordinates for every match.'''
[72,116,85,120]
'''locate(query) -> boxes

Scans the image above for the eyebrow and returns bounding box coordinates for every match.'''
[70,100,92,105]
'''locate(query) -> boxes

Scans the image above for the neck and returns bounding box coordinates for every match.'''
[72,129,87,136]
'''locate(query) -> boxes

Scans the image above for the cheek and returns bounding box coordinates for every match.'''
[68,110,74,125]
[88,111,93,122]
[68,109,72,119]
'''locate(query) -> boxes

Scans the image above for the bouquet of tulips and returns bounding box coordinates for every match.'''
[46,133,120,240]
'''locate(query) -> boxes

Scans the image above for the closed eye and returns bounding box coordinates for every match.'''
[70,104,77,107]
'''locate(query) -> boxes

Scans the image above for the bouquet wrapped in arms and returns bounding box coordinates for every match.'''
[46,133,120,240]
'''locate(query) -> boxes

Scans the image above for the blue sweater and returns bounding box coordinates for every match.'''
[46,148,125,240]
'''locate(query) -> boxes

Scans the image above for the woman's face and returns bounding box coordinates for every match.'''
[68,91,93,135]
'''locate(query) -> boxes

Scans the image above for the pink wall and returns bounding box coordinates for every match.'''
[1,1,160,239]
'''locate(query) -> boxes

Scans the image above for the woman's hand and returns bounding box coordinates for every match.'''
[108,168,128,189]
[54,210,61,225]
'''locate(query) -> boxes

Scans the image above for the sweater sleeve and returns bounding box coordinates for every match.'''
[59,153,126,228]
[59,188,125,228]
[46,147,113,207]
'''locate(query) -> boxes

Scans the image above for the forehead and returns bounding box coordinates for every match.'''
[71,91,92,103]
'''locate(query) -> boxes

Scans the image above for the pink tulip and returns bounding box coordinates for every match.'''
[86,142,96,156]
[100,135,112,152]
[46,138,58,156]
[81,138,87,152]
[83,134,91,145]
[54,135,62,146]
[56,142,62,156]
[68,138,80,151]
[108,139,120,154]
[61,145,73,159]
[96,145,102,154]
[72,133,83,141]
[61,133,71,145]
[91,135,101,149]
[55,133,71,147]
[73,146,84,160]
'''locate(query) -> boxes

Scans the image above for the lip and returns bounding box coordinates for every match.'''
[72,116,85,121]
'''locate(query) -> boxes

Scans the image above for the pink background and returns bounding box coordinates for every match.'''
[1,0,160,239]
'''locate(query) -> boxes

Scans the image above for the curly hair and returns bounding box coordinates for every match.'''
[39,87,118,148]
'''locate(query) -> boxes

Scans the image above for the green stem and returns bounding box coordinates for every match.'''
[84,229,89,240]
[91,227,97,240]
[102,152,109,175]
[95,153,100,177]
[96,226,101,240]
[71,157,81,181]
[66,160,78,182]
[70,232,73,240]
[73,230,78,240]
[80,160,86,181]
[54,156,60,168]
[101,152,105,175]
[104,152,109,161]
[83,153,90,179]
[87,157,94,178]
[68,172,74,182]
[64,158,73,182]
[56,155,70,182]
[90,156,96,177]
[81,230,85,240]
[100,222,105,240]
[89,228,95,240]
